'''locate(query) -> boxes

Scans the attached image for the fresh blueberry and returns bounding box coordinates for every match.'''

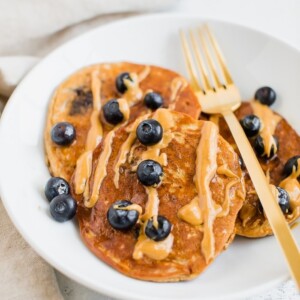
[254,135,279,158]
[45,177,70,202]
[107,200,140,230]
[50,194,77,222]
[254,86,276,106]
[283,155,300,177]
[137,160,163,186]
[115,72,132,94]
[240,115,261,137]
[145,215,171,241]
[136,119,163,146]
[144,92,164,110]
[51,122,76,146]
[103,99,124,124]
[276,187,290,214]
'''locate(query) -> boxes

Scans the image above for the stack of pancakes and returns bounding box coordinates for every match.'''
[44,62,300,281]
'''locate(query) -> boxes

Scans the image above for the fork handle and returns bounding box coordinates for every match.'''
[223,110,300,290]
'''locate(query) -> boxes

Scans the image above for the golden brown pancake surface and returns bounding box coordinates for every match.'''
[207,101,300,238]
[44,62,201,181]
[73,109,245,282]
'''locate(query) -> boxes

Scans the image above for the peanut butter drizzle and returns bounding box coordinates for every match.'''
[169,77,188,110]
[74,71,103,195]
[178,197,203,226]
[82,99,130,205]
[141,187,160,222]
[124,66,151,106]
[177,123,222,260]
[113,114,150,188]
[74,151,93,194]
[132,109,177,260]
[217,164,239,178]
[250,101,281,157]
[117,98,130,121]
[237,190,245,199]
[279,158,300,211]
[133,234,174,260]
[216,164,241,217]
[113,203,143,215]
[217,179,240,217]
[133,188,174,261]
[141,109,175,166]
[85,128,118,208]
[194,122,220,263]
[178,125,242,260]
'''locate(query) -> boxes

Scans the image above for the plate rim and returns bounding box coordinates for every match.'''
[0,12,297,300]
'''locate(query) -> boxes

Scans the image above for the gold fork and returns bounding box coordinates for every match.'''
[180,26,300,289]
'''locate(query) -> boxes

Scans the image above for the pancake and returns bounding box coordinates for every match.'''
[204,101,300,238]
[44,62,201,183]
[73,109,245,282]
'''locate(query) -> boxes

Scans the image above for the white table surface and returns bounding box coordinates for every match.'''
[56,1,300,299]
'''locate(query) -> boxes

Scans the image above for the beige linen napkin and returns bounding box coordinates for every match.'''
[0,201,64,300]
[0,1,179,299]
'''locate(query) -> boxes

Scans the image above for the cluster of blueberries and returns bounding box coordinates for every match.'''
[104,72,164,125]
[240,86,278,158]
[45,177,76,222]
[239,86,298,214]
[46,79,298,226]
[46,114,172,241]
[46,72,171,241]
[51,72,164,147]
[109,118,171,241]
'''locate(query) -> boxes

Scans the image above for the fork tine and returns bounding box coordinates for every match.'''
[189,29,212,92]
[198,28,223,89]
[179,30,202,92]
[205,25,233,85]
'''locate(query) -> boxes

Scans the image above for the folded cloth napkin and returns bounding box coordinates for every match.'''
[0,201,64,300]
[0,1,179,299]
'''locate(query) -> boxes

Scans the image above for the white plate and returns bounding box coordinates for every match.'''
[0,13,300,300]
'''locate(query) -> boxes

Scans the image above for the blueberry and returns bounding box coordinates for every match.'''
[116,72,132,94]
[51,122,76,146]
[254,135,279,158]
[107,200,140,230]
[45,177,70,202]
[145,216,171,241]
[254,86,276,106]
[137,160,163,186]
[103,99,124,124]
[276,187,290,214]
[283,155,300,177]
[50,194,77,222]
[240,115,261,137]
[136,119,163,146]
[144,92,164,110]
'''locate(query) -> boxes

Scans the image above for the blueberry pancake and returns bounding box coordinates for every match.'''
[72,109,245,281]
[205,91,300,238]
[44,62,201,188]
